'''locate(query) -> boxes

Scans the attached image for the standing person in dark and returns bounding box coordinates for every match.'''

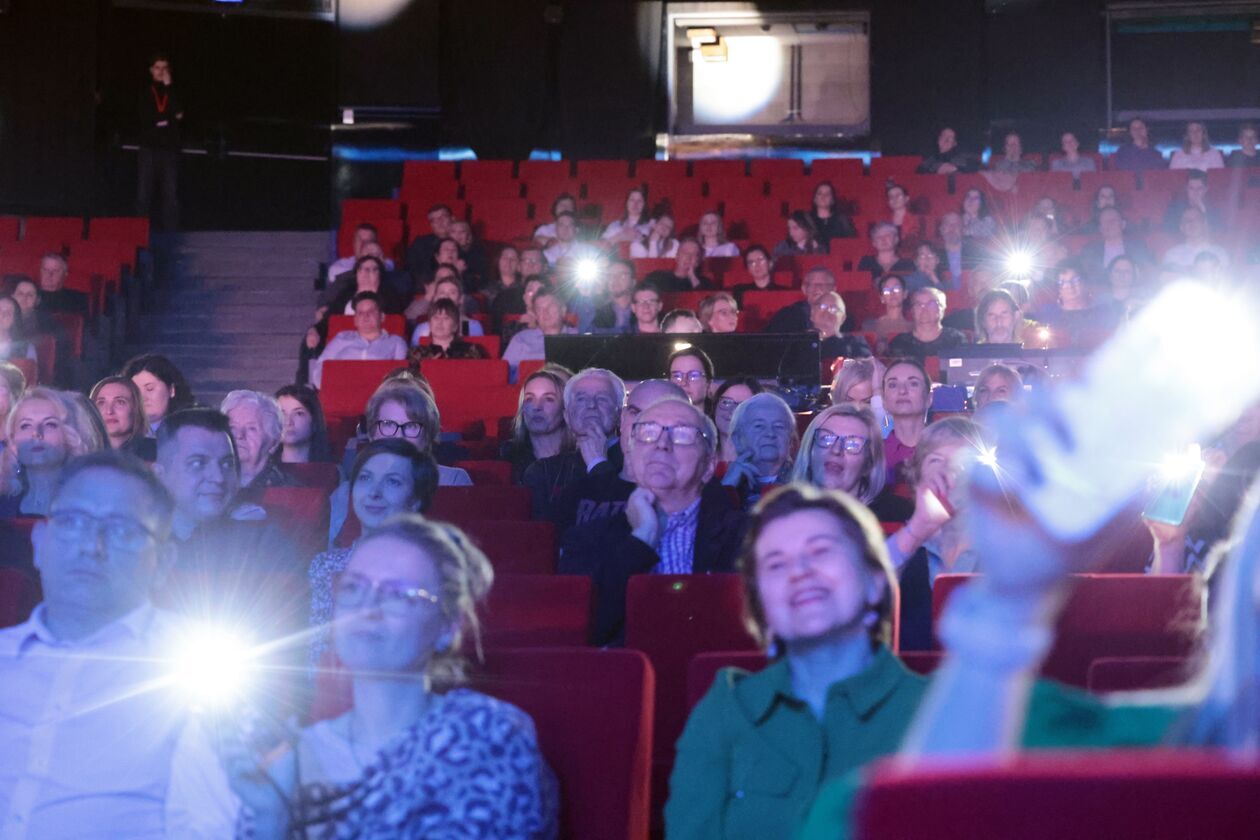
[137,53,183,232]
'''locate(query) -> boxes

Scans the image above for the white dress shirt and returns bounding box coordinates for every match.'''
[309,329,408,389]
[0,603,231,839]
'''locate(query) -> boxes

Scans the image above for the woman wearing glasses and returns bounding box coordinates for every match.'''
[308,439,439,666]
[216,515,559,838]
[666,484,927,839]
[668,346,716,413]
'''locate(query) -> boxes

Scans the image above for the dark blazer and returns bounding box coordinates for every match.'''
[523,443,624,524]
[1078,237,1155,283]
[559,482,747,645]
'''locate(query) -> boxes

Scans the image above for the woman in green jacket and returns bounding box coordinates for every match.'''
[665,484,929,839]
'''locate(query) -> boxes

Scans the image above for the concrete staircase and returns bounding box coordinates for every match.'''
[124,231,328,408]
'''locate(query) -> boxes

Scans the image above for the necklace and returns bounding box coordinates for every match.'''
[344,693,432,770]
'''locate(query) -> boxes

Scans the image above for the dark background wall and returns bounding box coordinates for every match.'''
[0,0,1126,222]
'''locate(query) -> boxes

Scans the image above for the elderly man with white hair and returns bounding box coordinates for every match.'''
[524,367,625,523]
[221,388,300,501]
[560,395,748,645]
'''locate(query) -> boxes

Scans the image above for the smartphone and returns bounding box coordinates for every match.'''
[1143,447,1205,526]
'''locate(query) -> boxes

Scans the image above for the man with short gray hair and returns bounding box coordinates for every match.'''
[764,266,838,333]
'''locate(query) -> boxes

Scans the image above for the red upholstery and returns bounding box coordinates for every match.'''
[326,314,406,341]
[686,650,768,710]
[0,217,20,243]
[473,648,655,840]
[1086,656,1194,693]
[692,160,748,187]
[811,157,866,183]
[458,519,557,574]
[278,461,341,494]
[749,158,805,180]
[480,574,591,648]
[0,566,38,629]
[32,334,55,386]
[460,159,516,185]
[23,216,83,247]
[433,385,520,435]
[340,198,404,223]
[337,217,405,261]
[400,161,458,203]
[87,216,149,247]
[318,360,408,417]
[932,574,1205,687]
[418,358,509,390]
[48,312,84,358]
[660,291,710,314]
[452,459,511,485]
[469,198,532,241]
[741,289,802,331]
[900,650,944,675]
[623,574,759,822]
[854,750,1260,840]
[429,485,531,523]
[259,486,331,558]
[869,155,923,182]
[576,159,632,182]
[7,357,36,386]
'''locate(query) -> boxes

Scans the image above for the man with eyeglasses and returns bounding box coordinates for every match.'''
[811,291,872,371]
[308,291,407,389]
[151,409,304,639]
[630,282,663,334]
[560,396,747,645]
[0,450,234,836]
[524,368,625,523]
[765,267,842,334]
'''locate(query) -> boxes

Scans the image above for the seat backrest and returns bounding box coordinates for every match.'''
[451,459,511,485]
[87,217,149,247]
[277,461,341,494]
[23,216,84,248]
[317,359,408,418]
[418,334,502,359]
[1086,655,1194,693]
[854,750,1260,840]
[480,574,591,648]
[741,289,803,328]
[933,574,1205,686]
[0,217,20,243]
[418,358,509,390]
[686,650,768,710]
[428,485,531,523]
[0,566,38,629]
[400,161,458,203]
[473,647,655,840]
[327,314,406,341]
[48,311,84,358]
[811,157,867,183]
[457,519,557,574]
[260,486,331,558]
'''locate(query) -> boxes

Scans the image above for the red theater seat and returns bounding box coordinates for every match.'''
[480,574,591,648]
[741,289,802,330]
[576,159,632,182]
[473,648,655,840]
[660,291,709,313]
[429,485,531,523]
[451,459,511,485]
[260,486,331,557]
[854,750,1260,840]
[340,198,404,223]
[932,574,1204,687]
[0,566,38,628]
[686,650,768,710]
[1086,655,1193,693]
[418,334,501,359]
[23,216,84,248]
[278,461,341,494]
[811,157,866,183]
[87,217,149,247]
[318,359,408,417]
[458,519,557,574]
[749,158,805,180]
[0,217,20,243]
[337,217,405,261]
[469,198,533,242]
[49,312,84,359]
[326,314,406,340]
[870,155,923,182]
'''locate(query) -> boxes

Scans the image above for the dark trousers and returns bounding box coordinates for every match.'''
[137,147,179,231]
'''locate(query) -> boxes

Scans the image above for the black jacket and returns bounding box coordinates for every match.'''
[559,482,747,646]
[523,443,624,524]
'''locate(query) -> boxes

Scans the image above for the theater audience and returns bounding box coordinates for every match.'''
[972,363,1023,410]
[884,181,922,241]
[0,387,97,516]
[772,211,825,258]
[1112,116,1166,171]
[645,238,711,291]
[712,376,763,462]
[222,389,299,500]
[212,515,558,838]
[721,391,797,508]
[812,292,872,364]
[630,282,663,333]
[1169,121,1224,170]
[484,245,521,306]
[862,274,912,353]
[699,292,740,333]
[503,287,575,378]
[493,271,547,337]
[667,484,924,839]
[974,288,1037,345]
[1080,206,1153,281]
[501,367,571,484]
[793,403,910,523]
[888,287,968,360]
[410,274,485,338]
[630,213,680,258]
[904,242,950,292]
[37,253,89,316]
[560,396,745,644]
[0,295,36,363]
[543,212,598,264]
[857,222,915,284]
[1163,169,1225,233]
[989,131,1037,174]
[309,292,407,389]
[122,352,195,434]
[10,278,71,383]
[583,259,636,333]
[729,245,777,303]
[809,180,857,241]
[765,267,837,333]
[960,188,998,240]
[1227,123,1260,168]
[668,346,714,410]
[1050,131,1096,176]
[91,375,156,460]
[697,211,740,258]
[883,358,931,479]
[329,222,394,283]
[307,439,439,663]
[448,219,488,287]
[918,126,980,174]
[662,309,703,334]
[1037,261,1122,348]
[1104,255,1148,319]
[0,361,25,452]
[601,187,651,244]
[406,203,455,277]
[831,357,884,410]
[524,367,623,523]
[533,193,578,248]
[410,299,489,360]
[275,383,334,464]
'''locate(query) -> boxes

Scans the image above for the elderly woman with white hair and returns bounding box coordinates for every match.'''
[221,389,301,501]
[721,391,799,509]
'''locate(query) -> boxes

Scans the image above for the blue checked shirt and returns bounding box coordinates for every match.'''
[652,497,702,575]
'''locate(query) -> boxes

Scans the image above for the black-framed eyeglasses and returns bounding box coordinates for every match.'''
[814,431,868,455]
[374,419,424,439]
[632,421,704,447]
[47,509,159,552]
[333,572,440,615]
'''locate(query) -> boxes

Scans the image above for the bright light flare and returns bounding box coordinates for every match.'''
[575,259,600,285]
[1158,444,1203,483]
[1004,249,1035,280]
[976,444,999,470]
[169,625,257,709]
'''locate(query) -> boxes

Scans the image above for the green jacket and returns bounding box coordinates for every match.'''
[665,645,928,840]
[797,680,1181,839]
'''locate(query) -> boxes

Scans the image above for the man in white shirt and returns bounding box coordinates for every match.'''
[0,450,231,838]
[1162,207,1230,272]
[542,212,600,265]
[309,291,407,388]
[327,223,395,283]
